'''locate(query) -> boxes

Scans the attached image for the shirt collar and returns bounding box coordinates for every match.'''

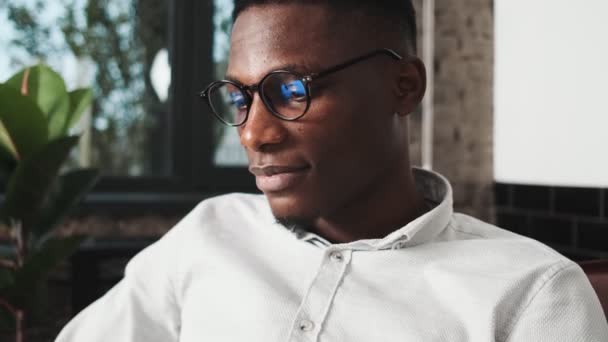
[293,168,454,250]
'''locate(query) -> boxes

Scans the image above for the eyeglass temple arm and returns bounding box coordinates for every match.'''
[308,48,403,81]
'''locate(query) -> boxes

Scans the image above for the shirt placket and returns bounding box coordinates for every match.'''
[286,248,352,342]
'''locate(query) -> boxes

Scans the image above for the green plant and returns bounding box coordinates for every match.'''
[0,65,99,341]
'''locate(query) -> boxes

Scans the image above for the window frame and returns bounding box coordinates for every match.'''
[84,0,257,214]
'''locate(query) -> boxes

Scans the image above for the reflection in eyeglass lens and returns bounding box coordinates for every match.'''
[229,90,246,108]
[280,80,306,101]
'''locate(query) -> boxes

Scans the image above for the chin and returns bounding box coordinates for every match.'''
[265,192,319,225]
[274,215,314,232]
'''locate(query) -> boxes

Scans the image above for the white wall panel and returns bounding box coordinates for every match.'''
[494,0,608,186]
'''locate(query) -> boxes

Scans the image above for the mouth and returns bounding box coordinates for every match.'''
[249,164,310,193]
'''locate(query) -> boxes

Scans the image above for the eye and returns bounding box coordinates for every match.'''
[280,80,307,102]
[229,91,247,109]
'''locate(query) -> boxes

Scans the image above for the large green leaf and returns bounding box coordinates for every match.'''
[0,144,17,179]
[5,65,70,139]
[47,103,71,140]
[0,136,79,229]
[33,168,100,240]
[64,88,93,134]
[8,235,85,309]
[0,84,49,161]
[0,122,17,159]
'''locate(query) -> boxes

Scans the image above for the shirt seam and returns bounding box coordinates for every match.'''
[447,220,486,238]
[502,261,576,342]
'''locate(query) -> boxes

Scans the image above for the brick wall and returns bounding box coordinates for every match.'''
[425,2,607,260]
[410,0,495,222]
[496,183,608,261]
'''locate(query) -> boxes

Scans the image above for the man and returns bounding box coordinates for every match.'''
[57,1,608,341]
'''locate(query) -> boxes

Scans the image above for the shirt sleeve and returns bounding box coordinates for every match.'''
[55,228,183,342]
[505,262,608,342]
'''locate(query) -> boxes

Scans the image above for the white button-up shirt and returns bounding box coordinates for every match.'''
[56,169,608,341]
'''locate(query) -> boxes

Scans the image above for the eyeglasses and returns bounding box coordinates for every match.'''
[199,48,403,127]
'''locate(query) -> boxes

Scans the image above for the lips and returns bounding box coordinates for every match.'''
[249,164,309,193]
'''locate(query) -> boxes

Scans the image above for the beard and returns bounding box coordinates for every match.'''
[275,216,314,233]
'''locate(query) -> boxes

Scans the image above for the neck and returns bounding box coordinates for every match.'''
[310,167,428,244]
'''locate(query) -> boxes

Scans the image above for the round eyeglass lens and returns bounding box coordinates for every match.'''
[261,72,308,119]
[208,82,249,125]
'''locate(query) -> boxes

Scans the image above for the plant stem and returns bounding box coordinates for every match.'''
[20,68,30,96]
[11,220,25,268]
[0,298,22,342]
[15,309,24,342]
[4,220,26,341]
[0,297,16,315]
[0,258,17,270]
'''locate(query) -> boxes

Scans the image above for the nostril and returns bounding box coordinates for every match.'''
[239,118,287,152]
[239,105,287,150]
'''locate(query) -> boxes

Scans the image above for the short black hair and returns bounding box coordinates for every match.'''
[232,0,417,52]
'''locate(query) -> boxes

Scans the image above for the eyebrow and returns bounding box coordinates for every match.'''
[224,62,324,85]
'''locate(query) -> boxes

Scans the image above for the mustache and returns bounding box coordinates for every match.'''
[248,164,309,176]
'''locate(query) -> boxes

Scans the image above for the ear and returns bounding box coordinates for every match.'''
[393,57,426,116]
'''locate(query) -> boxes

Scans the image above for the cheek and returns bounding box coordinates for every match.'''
[296,71,398,165]
[301,93,391,178]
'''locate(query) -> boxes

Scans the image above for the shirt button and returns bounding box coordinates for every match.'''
[329,251,344,262]
[298,319,314,332]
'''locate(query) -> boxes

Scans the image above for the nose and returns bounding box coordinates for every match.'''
[239,94,288,152]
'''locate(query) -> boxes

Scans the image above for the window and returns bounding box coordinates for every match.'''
[1,0,171,176]
[0,0,256,201]
[212,0,248,167]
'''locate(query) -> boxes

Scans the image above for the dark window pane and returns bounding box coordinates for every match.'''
[211,0,248,167]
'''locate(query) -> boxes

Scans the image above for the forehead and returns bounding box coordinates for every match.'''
[227,4,363,82]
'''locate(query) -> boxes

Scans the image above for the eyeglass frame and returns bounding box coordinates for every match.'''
[199,48,404,127]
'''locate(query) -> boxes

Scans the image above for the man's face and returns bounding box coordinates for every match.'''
[228,4,405,224]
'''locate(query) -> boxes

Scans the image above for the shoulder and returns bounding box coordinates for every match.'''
[446,212,567,262]
[124,192,274,291]
[158,192,273,243]
[187,192,271,223]
[448,213,531,241]
[430,214,597,340]
[427,213,575,285]
[128,193,271,268]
